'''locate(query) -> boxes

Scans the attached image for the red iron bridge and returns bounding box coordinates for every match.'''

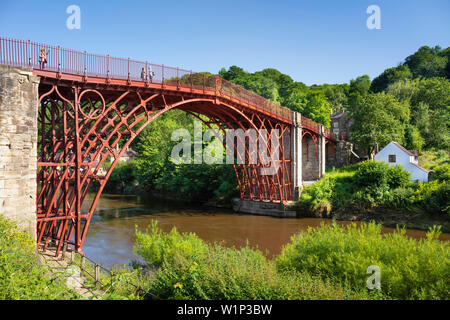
[0,37,339,255]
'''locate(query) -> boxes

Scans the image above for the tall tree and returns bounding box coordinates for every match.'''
[349,93,410,157]
[371,65,412,93]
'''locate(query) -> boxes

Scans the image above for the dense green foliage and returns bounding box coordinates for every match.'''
[277,222,449,300]
[105,45,448,205]
[219,66,332,126]
[0,215,79,300]
[219,45,449,158]
[299,161,449,215]
[107,221,450,300]
[105,110,238,202]
[132,222,373,300]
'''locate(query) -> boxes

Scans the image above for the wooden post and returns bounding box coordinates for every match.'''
[61,242,67,261]
[81,255,85,272]
[95,264,100,283]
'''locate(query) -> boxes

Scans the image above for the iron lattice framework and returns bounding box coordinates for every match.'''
[36,80,296,254]
[0,37,336,255]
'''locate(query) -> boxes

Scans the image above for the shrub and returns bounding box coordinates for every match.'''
[386,164,411,189]
[430,163,450,182]
[299,165,357,213]
[276,222,449,300]
[354,161,410,190]
[353,161,391,189]
[383,187,416,208]
[134,221,208,269]
[105,160,139,193]
[415,180,450,214]
[0,215,80,300]
[134,222,371,300]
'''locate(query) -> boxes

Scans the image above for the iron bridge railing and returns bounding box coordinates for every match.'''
[0,36,336,140]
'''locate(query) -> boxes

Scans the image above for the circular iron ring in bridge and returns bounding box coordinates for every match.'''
[77,89,106,120]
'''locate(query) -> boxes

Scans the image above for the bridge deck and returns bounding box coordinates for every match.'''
[1,36,335,140]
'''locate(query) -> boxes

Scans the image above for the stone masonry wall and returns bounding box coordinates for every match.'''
[302,135,319,180]
[0,65,39,239]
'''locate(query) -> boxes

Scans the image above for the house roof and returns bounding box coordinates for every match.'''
[330,112,346,119]
[121,149,138,157]
[410,162,429,173]
[391,141,416,157]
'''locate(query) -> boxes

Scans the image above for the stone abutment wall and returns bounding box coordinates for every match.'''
[0,65,39,239]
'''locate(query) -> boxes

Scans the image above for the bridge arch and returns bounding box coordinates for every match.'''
[37,82,292,254]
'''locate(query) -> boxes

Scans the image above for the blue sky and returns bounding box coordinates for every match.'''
[0,0,448,85]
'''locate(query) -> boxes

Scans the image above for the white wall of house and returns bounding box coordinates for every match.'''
[374,142,429,183]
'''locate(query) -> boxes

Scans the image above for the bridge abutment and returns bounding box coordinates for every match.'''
[0,65,39,239]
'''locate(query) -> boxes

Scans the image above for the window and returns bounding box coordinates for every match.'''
[333,122,338,128]
[388,155,396,163]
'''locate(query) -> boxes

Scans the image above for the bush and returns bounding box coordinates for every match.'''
[384,187,416,208]
[354,161,410,190]
[299,162,414,212]
[430,163,450,182]
[133,222,371,300]
[0,215,80,300]
[105,160,139,193]
[386,164,411,189]
[134,221,208,268]
[353,161,391,189]
[415,180,450,214]
[276,222,449,300]
[299,165,357,213]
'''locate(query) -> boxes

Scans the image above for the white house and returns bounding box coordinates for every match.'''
[374,141,429,183]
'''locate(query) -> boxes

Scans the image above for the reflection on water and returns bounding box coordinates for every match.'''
[81,193,450,269]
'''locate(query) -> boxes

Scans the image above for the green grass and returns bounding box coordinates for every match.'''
[0,215,80,300]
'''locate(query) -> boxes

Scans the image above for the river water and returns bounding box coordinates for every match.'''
[81,193,449,269]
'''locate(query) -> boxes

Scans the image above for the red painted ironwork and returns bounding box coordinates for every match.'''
[0,37,336,255]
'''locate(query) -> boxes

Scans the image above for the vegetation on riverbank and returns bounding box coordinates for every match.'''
[104,221,448,300]
[296,161,450,231]
[128,221,378,300]
[101,45,449,207]
[1,214,447,300]
[0,215,80,300]
[277,222,449,300]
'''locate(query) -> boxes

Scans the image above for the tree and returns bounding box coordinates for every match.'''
[387,77,450,150]
[349,93,410,157]
[303,90,332,127]
[348,75,371,111]
[404,124,425,152]
[404,46,448,78]
[371,65,412,93]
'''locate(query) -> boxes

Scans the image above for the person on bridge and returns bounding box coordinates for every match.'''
[148,65,154,82]
[141,67,147,81]
[39,48,49,70]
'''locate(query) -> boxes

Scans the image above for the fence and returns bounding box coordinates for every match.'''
[0,36,338,138]
[0,36,293,122]
[60,245,148,297]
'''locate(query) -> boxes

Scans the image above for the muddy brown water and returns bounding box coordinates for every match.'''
[81,193,450,268]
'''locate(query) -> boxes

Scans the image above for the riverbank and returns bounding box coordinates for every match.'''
[110,221,449,300]
[294,161,450,233]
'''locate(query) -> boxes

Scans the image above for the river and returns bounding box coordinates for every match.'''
[80,193,450,269]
